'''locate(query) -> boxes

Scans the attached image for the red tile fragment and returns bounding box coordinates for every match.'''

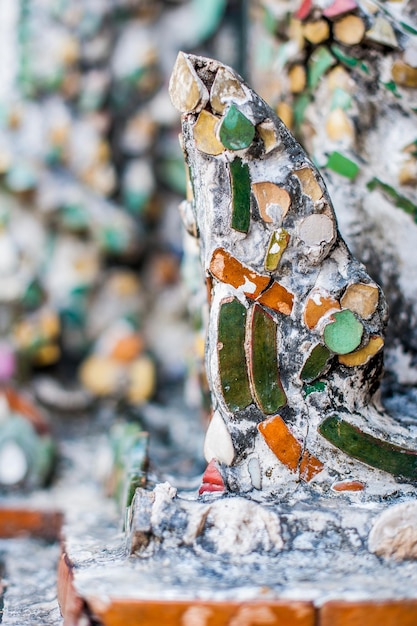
[199,459,225,495]
[331,480,365,492]
[296,0,313,20]
[323,0,358,18]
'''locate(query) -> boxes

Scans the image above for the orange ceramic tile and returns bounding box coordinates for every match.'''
[4,387,50,435]
[258,415,302,472]
[111,334,144,362]
[338,336,384,367]
[252,182,291,223]
[209,248,271,298]
[304,290,340,329]
[294,168,323,202]
[0,507,63,541]
[257,282,294,316]
[58,551,85,626]
[320,600,417,626]
[299,451,324,482]
[87,597,315,626]
[331,480,365,492]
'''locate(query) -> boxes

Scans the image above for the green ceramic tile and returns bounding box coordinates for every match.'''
[326,151,360,179]
[293,94,312,127]
[331,87,352,111]
[382,81,402,99]
[319,415,417,481]
[331,45,370,74]
[218,299,252,412]
[304,381,326,396]
[230,157,251,233]
[301,344,332,382]
[308,46,335,89]
[323,309,363,354]
[219,105,255,151]
[367,177,417,218]
[250,304,286,414]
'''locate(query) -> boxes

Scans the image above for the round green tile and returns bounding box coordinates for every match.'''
[323,309,363,355]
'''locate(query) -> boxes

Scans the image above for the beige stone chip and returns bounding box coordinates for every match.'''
[294,167,323,202]
[334,15,366,45]
[193,110,225,155]
[210,66,246,114]
[169,51,209,113]
[341,282,379,319]
[252,182,291,224]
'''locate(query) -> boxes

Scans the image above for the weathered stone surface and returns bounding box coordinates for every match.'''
[369,501,417,560]
[170,52,417,496]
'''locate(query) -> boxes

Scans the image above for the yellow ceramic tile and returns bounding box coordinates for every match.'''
[169,52,208,113]
[294,168,323,202]
[193,110,225,155]
[210,66,246,114]
[338,336,384,367]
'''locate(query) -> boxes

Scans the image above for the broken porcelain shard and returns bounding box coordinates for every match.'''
[170,51,417,496]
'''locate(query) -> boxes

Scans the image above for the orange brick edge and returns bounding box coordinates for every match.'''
[0,506,63,541]
[320,599,417,626]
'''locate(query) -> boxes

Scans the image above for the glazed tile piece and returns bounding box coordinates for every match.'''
[170,53,417,495]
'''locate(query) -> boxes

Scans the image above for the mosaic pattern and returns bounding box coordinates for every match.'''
[170,53,417,495]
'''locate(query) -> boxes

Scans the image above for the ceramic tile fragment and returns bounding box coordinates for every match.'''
[304,289,340,329]
[326,108,354,141]
[323,309,363,354]
[252,182,291,224]
[199,459,225,494]
[219,105,255,151]
[217,298,252,412]
[210,67,246,114]
[338,336,384,366]
[258,415,302,472]
[289,65,307,93]
[248,457,262,489]
[304,380,326,395]
[333,15,366,45]
[303,20,330,45]
[256,282,294,316]
[259,415,323,480]
[296,0,313,20]
[301,344,332,382]
[204,410,235,465]
[230,158,251,233]
[249,304,287,415]
[319,416,417,480]
[341,282,379,318]
[331,479,365,491]
[294,167,323,202]
[308,46,336,89]
[299,451,324,481]
[257,120,280,153]
[169,52,209,113]
[326,151,359,178]
[277,102,294,129]
[391,60,417,87]
[323,0,358,19]
[366,16,398,48]
[193,110,224,156]
[265,229,290,271]
[298,214,335,246]
[209,248,270,298]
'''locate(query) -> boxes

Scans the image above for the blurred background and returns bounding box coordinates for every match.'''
[0,0,416,489]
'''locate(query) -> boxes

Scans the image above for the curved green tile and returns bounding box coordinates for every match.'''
[250,304,286,414]
[218,299,252,412]
[301,344,332,382]
[319,415,417,481]
[219,105,255,150]
[230,157,251,233]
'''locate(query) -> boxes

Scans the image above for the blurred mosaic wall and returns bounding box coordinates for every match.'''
[0,0,247,407]
[1,0,417,410]
[249,0,417,384]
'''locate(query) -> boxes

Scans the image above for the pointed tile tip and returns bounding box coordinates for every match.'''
[169,51,209,114]
[199,460,226,495]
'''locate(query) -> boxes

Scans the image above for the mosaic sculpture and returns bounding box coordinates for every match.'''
[169,52,417,497]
